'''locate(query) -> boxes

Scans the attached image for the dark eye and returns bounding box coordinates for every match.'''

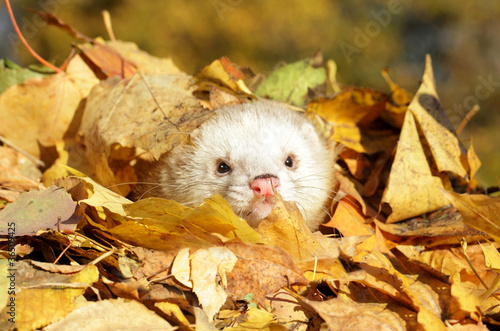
[285,156,294,168]
[217,161,231,174]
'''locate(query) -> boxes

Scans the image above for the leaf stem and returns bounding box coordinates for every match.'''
[4,0,64,74]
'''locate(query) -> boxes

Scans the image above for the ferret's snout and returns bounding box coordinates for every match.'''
[250,175,280,197]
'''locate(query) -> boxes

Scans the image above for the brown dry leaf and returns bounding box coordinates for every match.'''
[441,190,500,244]
[44,298,173,331]
[0,55,98,159]
[324,196,372,237]
[375,208,485,247]
[257,193,328,263]
[302,296,406,331]
[268,289,312,331]
[334,170,367,214]
[208,85,244,109]
[363,150,391,197]
[0,260,98,331]
[381,111,449,223]
[30,261,87,274]
[338,148,371,180]
[224,241,308,307]
[79,72,214,195]
[127,247,176,287]
[78,41,137,79]
[25,8,93,43]
[0,185,81,235]
[194,56,255,96]
[408,55,468,178]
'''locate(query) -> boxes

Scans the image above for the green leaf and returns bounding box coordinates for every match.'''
[0,59,52,95]
[255,56,326,106]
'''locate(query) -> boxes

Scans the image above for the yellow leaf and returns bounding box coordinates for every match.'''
[467,137,482,180]
[325,196,372,237]
[407,55,468,178]
[0,55,98,159]
[480,242,500,270]
[257,193,328,263]
[223,306,275,331]
[155,301,191,327]
[80,73,214,195]
[441,190,500,244]
[382,112,449,223]
[190,247,237,322]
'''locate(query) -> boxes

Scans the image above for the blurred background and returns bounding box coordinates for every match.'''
[1,0,499,186]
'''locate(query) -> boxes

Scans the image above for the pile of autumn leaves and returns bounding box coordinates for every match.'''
[0,36,499,331]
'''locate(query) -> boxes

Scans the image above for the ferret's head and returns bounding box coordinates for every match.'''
[161,100,336,230]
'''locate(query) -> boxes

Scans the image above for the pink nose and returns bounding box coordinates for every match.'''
[250,176,280,197]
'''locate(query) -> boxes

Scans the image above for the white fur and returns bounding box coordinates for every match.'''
[155,100,336,230]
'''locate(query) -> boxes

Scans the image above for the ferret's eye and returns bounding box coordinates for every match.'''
[217,161,231,174]
[285,156,294,168]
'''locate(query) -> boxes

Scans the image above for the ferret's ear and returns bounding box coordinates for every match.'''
[301,121,321,140]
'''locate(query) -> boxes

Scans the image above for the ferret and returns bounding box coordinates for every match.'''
[134,100,336,231]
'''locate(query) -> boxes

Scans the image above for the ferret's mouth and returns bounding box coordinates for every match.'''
[240,197,276,226]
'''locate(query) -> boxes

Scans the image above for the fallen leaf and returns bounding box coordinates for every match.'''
[324,196,372,237]
[381,111,449,223]
[0,185,81,235]
[256,53,326,106]
[467,137,481,180]
[44,298,173,331]
[339,148,371,180]
[0,59,51,94]
[79,73,214,195]
[302,296,406,331]
[257,193,328,263]
[222,306,275,330]
[441,190,500,244]
[0,146,42,201]
[0,260,98,331]
[194,56,254,96]
[190,247,238,321]
[225,242,308,307]
[407,55,468,178]
[381,68,412,129]
[0,55,98,159]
